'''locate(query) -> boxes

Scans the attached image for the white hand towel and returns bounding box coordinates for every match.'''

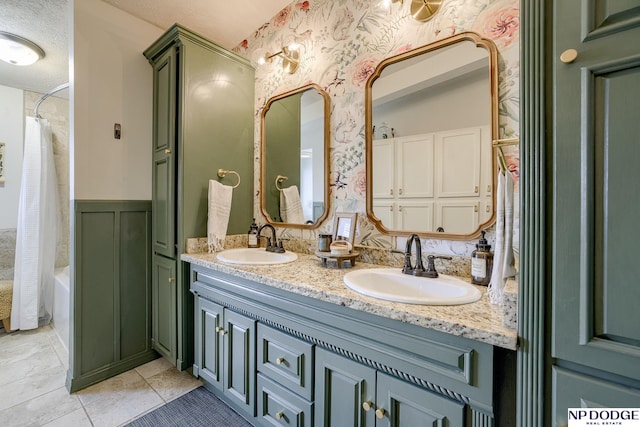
[280,185,305,224]
[207,180,233,253]
[488,171,516,305]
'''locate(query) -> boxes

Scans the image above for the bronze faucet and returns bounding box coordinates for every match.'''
[402,234,452,278]
[257,224,285,253]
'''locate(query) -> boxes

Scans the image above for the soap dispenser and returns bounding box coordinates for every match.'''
[247,218,259,248]
[471,230,493,286]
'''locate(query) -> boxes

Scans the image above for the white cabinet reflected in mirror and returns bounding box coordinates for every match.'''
[261,84,330,228]
[365,32,499,240]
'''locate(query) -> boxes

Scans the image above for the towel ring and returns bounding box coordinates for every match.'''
[217,169,240,188]
[275,175,288,191]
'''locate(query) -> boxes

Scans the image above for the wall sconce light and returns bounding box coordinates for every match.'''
[258,44,300,74]
[0,32,45,66]
[410,0,442,22]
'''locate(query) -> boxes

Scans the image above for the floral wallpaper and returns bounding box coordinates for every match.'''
[234,0,519,257]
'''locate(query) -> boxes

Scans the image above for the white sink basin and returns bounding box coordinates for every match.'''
[343,268,481,305]
[216,248,298,265]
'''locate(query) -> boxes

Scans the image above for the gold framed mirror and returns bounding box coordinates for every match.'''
[365,32,499,240]
[261,83,330,229]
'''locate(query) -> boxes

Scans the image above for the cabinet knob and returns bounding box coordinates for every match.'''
[362,401,373,412]
[215,326,227,335]
[474,205,479,212]
[275,411,285,421]
[375,408,386,419]
[474,186,479,193]
[398,188,403,195]
[165,148,172,154]
[487,185,492,193]
[398,206,403,212]
[389,189,393,196]
[560,48,578,64]
[168,277,175,283]
[276,357,285,365]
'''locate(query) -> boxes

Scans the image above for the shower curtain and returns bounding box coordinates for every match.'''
[11,117,59,330]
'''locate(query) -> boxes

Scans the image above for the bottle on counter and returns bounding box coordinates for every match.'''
[471,230,493,286]
[247,218,259,248]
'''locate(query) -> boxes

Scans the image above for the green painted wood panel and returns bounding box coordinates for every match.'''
[69,201,156,393]
[552,0,640,381]
[376,372,465,426]
[194,296,223,387]
[119,210,152,359]
[224,308,256,416]
[152,48,176,258]
[79,211,116,374]
[552,366,640,426]
[314,348,375,427]
[152,254,176,362]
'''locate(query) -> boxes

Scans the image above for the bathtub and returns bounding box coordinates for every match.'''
[53,266,69,351]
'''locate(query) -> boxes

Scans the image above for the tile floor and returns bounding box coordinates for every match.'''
[0,325,202,427]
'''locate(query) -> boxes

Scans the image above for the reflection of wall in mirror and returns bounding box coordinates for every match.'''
[300,91,324,221]
[373,69,490,137]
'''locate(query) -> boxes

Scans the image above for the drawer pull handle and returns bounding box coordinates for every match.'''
[215,326,227,335]
[275,411,285,421]
[362,401,373,412]
[276,357,285,365]
[375,408,386,419]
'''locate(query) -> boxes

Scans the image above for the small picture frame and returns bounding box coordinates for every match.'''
[333,212,357,245]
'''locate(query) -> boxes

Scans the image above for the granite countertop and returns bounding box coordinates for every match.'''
[182,252,518,350]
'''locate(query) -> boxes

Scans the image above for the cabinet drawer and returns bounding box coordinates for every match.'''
[258,324,314,400]
[257,374,313,427]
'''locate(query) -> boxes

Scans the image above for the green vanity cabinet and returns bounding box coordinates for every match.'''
[144,24,255,370]
[189,263,511,426]
[194,295,256,418]
[315,349,464,426]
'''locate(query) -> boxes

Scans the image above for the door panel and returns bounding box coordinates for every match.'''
[553,0,640,391]
[314,349,375,427]
[152,255,176,362]
[195,297,223,387]
[223,309,256,415]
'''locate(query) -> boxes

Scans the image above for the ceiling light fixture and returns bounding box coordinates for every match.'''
[0,32,45,66]
[258,44,300,74]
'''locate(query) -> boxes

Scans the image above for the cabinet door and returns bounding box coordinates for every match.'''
[223,309,256,416]
[396,134,434,199]
[435,128,481,198]
[194,297,223,388]
[552,0,640,383]
[373,200,396,230]
[376,372,465,427]
[315,348,376,427]
[398,202,434,232]
[435,200,479,234]
[152,254,176,362]
[151,47,177,258]
[372,139,395,199]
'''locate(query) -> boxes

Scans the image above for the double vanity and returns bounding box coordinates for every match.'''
[182,247,517,426]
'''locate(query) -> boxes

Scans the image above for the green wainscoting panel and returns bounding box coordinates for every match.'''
[68,200,157,393]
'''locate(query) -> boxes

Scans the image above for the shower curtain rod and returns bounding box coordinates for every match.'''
[34,82,69,118]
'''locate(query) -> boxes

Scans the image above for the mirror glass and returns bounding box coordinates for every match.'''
[366,32,498,239]
[261,84,330,228]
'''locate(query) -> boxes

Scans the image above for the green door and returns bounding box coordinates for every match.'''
[552,0,640,420]
[152,254,177,362]
[314,348,376,427]
[194,297,223,387]
[151,47,177,258]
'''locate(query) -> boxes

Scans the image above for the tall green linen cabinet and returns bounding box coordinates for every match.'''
[144,24,255,370]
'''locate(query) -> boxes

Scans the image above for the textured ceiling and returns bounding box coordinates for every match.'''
[0,0,290,96]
